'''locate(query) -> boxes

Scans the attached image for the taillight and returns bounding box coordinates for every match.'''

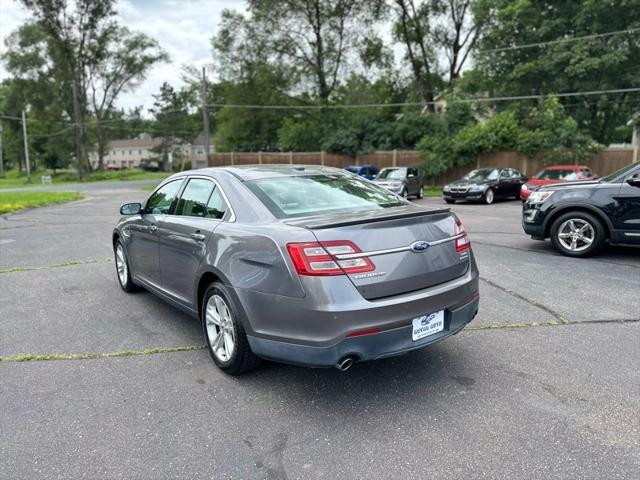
[454,218,471,253]
[286,240,375,276]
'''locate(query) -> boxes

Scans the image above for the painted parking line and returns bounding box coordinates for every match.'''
[2,319,637,364]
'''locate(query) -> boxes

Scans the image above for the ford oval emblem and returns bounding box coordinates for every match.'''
[411,241,430,252]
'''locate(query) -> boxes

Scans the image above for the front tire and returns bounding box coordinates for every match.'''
[114,240,139,292]
[202,282,259,375]
[400,188,408,199]
[483,188,495,205]
[444,199,456,204]
[550,211,606,257]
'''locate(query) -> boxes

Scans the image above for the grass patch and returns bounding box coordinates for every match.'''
[0,168,168,189]
[423,187,443,197]
[0,191,83,214]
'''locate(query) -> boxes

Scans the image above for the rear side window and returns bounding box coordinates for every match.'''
[206,188,227,220]
[145,179,183,215]
[176,179,214,217]
[246,174,404,218]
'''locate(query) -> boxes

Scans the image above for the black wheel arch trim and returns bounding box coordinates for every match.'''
[542,203,614,238]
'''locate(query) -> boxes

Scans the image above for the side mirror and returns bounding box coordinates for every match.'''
[120,202,142,215]
[626,175,640,188]
[408,173,415,178]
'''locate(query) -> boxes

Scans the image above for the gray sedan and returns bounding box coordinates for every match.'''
[113,166,479,374]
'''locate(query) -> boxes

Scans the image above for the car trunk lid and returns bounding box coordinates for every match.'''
[287,206,469,300]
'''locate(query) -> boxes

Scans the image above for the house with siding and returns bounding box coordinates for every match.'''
[89,133,214,170]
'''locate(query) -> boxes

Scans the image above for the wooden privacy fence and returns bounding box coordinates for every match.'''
[208,148,636,186]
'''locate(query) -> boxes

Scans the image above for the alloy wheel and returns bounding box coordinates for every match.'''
[557,219,594,252]
[485,189,494,204]
[205,294,236,362]
[115,245,127,286]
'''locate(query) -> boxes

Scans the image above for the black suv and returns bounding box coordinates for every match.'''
[522,162,640,257]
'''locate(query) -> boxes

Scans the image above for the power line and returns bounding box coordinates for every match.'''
[206,87,640,110]
[477,28,640,54]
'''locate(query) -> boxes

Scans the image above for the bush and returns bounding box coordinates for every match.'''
[418,98,597,178]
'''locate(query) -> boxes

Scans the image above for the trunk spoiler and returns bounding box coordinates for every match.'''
[284,206,451,230]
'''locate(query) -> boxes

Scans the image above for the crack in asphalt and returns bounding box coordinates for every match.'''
[0,257,112,274]
[479,276,570,323]
[2,319,637,363]
[0,345,207,363]
[473,240,640,269]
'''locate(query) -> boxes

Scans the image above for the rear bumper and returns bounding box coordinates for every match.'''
[246,296,479,367]
[238,256,479,367]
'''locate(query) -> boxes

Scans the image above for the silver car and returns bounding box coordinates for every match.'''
[113,166,479,374]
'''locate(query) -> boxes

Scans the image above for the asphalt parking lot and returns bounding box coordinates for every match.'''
[1,183,639,479]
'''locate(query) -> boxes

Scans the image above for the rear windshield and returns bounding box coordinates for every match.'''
[345,167,359,173]
[377,168,406,180]
[536,169,578,180]
[245,174,405,218]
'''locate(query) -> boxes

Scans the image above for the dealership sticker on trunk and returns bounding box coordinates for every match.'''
[412,310,444,341]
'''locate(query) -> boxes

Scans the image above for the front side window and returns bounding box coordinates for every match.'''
[145,179,184,215]
[246,174,404,218]
[176,179,215,217]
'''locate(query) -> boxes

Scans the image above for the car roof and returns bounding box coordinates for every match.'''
[189,164,350,181]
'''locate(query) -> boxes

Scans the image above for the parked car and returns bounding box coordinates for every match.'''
[522,161,640,257]
[113,165,479,374]
[372,167,423,199]
[443,167,527,204]
[520,165,598,202]
[344,164,379,180]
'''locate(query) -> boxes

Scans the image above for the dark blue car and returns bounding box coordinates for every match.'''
[345,165,379,180]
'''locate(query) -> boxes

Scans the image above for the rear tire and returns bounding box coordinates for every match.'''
[114,240,139,292]
[416,186,424,199]
[202,282,259,375]
[550,211,606,257]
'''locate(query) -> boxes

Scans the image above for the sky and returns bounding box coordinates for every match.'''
[0,0,246,112]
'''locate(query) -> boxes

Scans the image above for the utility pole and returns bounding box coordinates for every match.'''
[21,109,31,182]
[0,121,4,178]
[201,67,210,166]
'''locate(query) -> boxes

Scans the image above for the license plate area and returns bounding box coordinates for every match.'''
[412,310,445,341]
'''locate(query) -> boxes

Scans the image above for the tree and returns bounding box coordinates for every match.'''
[244,0,382,103]
[89,27,167,170]
[212,9,295,151]
[148,82,195,171]
[433,1,484,85]
[473,0,640,144]
[391,0,441,110]
[19,0,119,180]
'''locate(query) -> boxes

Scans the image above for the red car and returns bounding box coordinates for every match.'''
[520,165,598,201]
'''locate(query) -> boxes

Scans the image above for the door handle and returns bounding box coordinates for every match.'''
[190,233,206,241]
[149,225,158,232]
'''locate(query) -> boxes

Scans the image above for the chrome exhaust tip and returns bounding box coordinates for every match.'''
[335,356,354,371]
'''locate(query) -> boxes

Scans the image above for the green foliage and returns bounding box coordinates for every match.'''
[472,0,640,145]
[419,99,597,177]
